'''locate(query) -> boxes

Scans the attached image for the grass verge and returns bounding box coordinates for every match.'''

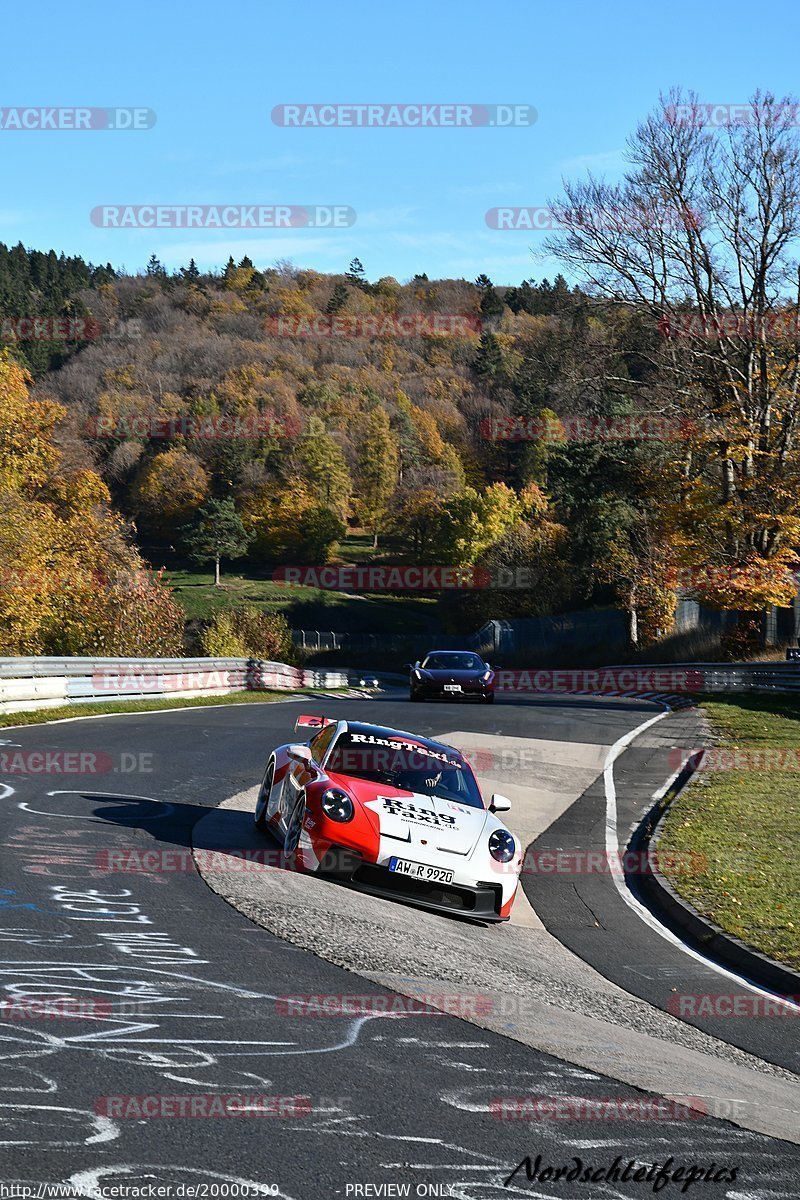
[0,689,311,728]
[658,694,800,971]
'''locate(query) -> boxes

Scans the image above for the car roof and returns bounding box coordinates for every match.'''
[422,649,482,656]
[341,721,464,760]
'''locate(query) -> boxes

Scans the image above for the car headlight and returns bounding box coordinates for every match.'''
[481,670,493,682]
[320,788,354,822]
[488,829,516,863]
[413,668,423,679]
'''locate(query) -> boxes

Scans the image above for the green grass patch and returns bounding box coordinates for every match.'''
[0,689,306,728]
[167,568,323,620]
[658,694,800,970]
[166,566,440,634]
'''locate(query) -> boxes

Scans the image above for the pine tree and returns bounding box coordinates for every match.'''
[472,331,504,381]
[181,498,254,587]
[345,258,367,288]
[326,282,348,314]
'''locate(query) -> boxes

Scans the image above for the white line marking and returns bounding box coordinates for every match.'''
[17,790,176,821]
[603,707,800,1013]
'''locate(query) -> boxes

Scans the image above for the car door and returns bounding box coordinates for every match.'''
[279,722,336,825]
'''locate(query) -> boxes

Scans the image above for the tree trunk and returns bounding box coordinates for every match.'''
[214,556,221,586]
[372,531,378,550]
[628,606,639,648]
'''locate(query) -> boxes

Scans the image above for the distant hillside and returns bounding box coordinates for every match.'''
[0,247,788,659]
[0,241,116,375]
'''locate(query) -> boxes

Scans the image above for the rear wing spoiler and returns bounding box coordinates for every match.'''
[294,714,336,733]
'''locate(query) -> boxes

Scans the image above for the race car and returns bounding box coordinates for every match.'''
[406,650,496,703]
[253,715,522,922]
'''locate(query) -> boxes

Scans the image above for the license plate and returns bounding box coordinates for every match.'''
[444,684,461,692]
[388,857,454,884]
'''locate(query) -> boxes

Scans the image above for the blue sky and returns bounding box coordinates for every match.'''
[4,0,800,285]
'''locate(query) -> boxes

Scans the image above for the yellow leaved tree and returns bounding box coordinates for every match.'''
[0,352,184,656]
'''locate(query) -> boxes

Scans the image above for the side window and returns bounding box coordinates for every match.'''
[310,723,337,764]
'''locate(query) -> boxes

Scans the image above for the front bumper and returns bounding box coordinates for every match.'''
[345,856,507,921]
[411,681,493,700]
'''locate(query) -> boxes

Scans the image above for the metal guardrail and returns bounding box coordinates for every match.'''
[602,661,800,694]
[0,657,350,716]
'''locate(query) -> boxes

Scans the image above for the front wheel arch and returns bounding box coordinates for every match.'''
[283,788,307,854]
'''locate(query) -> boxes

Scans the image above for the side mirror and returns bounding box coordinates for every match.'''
[490,793,512,813]
[403,663,412,671]
[287,743,313,765]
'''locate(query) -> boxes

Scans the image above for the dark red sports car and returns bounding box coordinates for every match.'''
[407,650,496,703]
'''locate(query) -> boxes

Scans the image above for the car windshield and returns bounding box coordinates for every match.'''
[421,653,484,672]
[326,730,484,808]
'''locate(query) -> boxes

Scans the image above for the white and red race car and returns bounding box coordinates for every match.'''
[253,715,523,922]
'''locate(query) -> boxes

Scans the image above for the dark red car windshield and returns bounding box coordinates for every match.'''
[422,653,485,672]
[326,730,483,808]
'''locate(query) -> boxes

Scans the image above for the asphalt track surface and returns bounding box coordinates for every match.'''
[521,709,798,1073]
[0,692,797,1199]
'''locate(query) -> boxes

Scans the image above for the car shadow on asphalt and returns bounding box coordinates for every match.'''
[88,793,498,926]
[366,690,674,715]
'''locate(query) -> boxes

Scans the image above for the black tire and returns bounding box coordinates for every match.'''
[410,690,423,702]
[483,692,495,704]
[283,791,306,854]
[254,761,275,833]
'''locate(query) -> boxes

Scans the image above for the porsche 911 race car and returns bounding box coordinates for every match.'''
[253,716,522,922]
